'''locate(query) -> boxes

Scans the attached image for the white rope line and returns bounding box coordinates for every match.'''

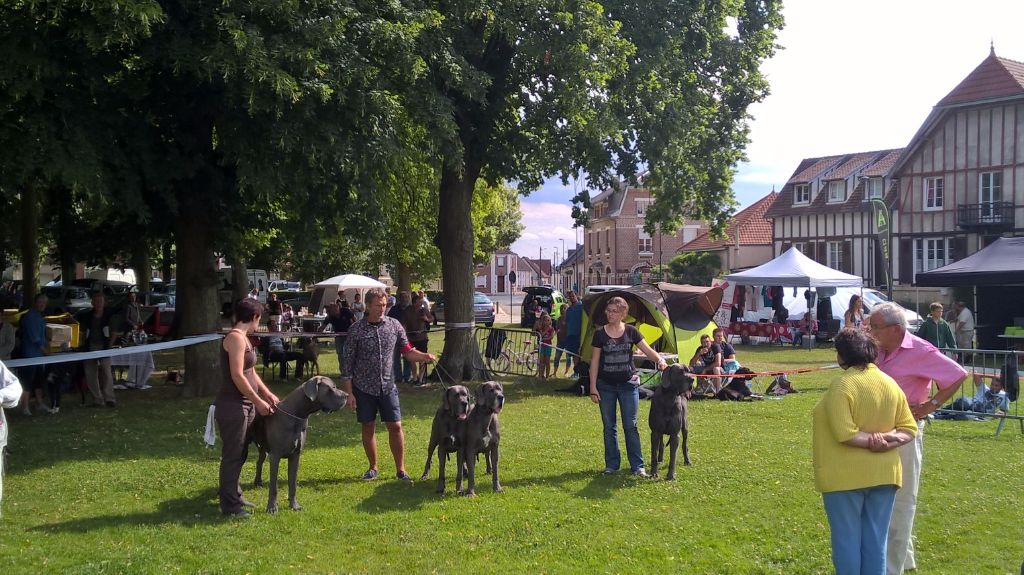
[4,334,224,368]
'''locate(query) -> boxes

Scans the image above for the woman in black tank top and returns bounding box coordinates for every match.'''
[214,298,280,518]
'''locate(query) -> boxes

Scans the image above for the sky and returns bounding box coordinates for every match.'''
[511,0,1024,265]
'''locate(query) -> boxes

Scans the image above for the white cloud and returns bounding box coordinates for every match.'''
[511,201,580,262]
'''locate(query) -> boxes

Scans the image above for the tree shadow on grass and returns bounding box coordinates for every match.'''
[30,488,224,533]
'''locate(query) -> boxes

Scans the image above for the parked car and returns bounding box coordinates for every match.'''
[269,280,302,292]
[151,281,176,307]
[520,286,566,327]
[431,291,496,327]
[783,287,923,332]
[41,285,93,315]
[585,284,631,295]
[69,278,134,296]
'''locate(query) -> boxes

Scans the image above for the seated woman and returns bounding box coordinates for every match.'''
[689,334,723,393]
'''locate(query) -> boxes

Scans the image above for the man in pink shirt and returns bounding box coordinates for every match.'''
[869,302,967,575]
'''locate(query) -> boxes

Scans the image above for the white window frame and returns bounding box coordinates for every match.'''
[496,255,506,267]
[792,242,806,254]
[980,171,1002,220]
[826,241,843,269]
[682,224,701,243]
[635,199,652,217]
[914,237,949,279]
[865,177,884,200]
[794,184,810,205]
[827,180,846,203]
[638,229,652,254]
[924,177,944,211]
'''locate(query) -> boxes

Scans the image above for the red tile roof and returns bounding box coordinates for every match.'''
[825,152,882,181]
[938,51,1024,106]
[790,156,845,183]
[678,191,778,252]
[860,149,902,177]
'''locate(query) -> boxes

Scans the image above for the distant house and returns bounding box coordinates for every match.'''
[556,245,584,293]
[764,149,902,287]
[677,191,778,274]
[584,177,705,286]
[473,250,552,294]
[888,48,1024,289]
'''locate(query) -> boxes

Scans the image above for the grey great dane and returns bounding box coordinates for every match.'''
[420,385,471,494]
[251,376,348,513]
[648,364,693,479]
[462,381,504,496]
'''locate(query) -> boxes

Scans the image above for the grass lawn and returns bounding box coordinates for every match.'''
[1,339,1022,574]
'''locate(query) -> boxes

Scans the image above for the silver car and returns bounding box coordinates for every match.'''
[432,292,496,327]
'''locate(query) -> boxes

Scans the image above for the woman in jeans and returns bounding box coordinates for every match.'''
[813,328,916,574]
[588,297,667,476]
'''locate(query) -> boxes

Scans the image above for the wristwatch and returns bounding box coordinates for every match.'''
[928,397,941,408]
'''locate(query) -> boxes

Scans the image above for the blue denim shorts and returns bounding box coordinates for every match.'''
[354,386,402,424]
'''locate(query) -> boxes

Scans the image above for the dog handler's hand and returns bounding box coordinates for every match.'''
[346,394,357,412]
[589,390,600,404]
[255,399,273,416]
[656,360,668,371]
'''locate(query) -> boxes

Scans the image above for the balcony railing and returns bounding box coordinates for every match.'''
[956,202,1014,229]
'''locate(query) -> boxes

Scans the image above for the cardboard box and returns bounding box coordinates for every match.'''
[47,323,73,349]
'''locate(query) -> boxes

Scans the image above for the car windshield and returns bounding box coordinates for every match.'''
[473,293,491,304]
[861,290,889,306]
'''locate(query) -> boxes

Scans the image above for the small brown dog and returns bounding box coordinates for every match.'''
[301,338,320,376]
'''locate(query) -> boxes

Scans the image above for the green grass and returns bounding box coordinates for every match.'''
[2,343,1022,574]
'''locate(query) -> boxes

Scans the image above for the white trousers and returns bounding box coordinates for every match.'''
[887,419,924,574]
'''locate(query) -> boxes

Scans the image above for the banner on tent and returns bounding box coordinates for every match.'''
[712,278,735,327]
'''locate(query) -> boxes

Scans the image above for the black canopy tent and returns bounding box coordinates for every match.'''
[915,237,1024,286]
[916,237,1024,349]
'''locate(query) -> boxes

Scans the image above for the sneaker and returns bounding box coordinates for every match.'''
[21,407,32,417]
[137,384,152,390]
[113,384,128,391]
[361,469,379,481]
[49,407,60,414]
[631,469,649,478]
[396,471,413,482]
[602,468,617,475]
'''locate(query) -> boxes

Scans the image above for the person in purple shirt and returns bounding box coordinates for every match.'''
[868,302,967,575]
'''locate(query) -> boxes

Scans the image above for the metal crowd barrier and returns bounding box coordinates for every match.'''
[476,326,541,378]
[932,347,1022,437]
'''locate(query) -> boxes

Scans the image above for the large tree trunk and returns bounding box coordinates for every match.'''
[177,172,224,397]
[396,262,412,294]
[53,186,77,284]
[161,239,174,281]
[131,244,152,294]
[230,255,248,307]
[20,183,40,306]
[434,164,487,382]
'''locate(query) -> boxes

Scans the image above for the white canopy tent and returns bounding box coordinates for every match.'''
[723,247,863,288]
[309,274,387,315]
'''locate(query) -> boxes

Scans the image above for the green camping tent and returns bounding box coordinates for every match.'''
[579,283,724,365]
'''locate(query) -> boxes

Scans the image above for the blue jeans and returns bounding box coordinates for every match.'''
[597,380,643,472]
[822,485,897,575]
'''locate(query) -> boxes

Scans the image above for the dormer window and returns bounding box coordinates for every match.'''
[827,180,846,203]
[794,184,810,205]
[865,178,884,200]
[634,196,651,214]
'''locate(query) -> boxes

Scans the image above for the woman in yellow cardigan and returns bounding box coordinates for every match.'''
[813,328,917,575]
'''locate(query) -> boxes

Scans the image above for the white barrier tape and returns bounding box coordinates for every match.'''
[247,332,340,338]
[4,334,224,368]
[444,323,475,329]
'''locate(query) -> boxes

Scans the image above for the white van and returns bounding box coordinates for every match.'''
[783,287,922,331]
[585,284,631,295]
[217,267,269,314]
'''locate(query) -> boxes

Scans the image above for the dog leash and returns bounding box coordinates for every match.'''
[272,403,305,421]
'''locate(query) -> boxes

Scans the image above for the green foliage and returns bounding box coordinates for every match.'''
[2,344,1021,573]
[666,251,721,285]
[473,180,523,265]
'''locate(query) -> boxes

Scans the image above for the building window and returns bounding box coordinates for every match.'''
[638,229,652,254]
[682,225,700,243]
[635,199,651,217]
[924,177,944,210]
[914,238,948,277]
[605,229,611,253]
[865,178,883,200]
[794,184,810,204]
[980,171,1002,209]
[827,180,846,203]
[496,255,505,267]
[827,241,843,269]
[792,242,805,254]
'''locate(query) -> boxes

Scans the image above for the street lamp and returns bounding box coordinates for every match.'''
[552,246,560,289]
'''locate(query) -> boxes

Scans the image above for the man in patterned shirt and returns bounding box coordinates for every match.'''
[342,287,436,481]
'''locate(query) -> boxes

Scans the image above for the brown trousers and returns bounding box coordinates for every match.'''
[215,400,255,514]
